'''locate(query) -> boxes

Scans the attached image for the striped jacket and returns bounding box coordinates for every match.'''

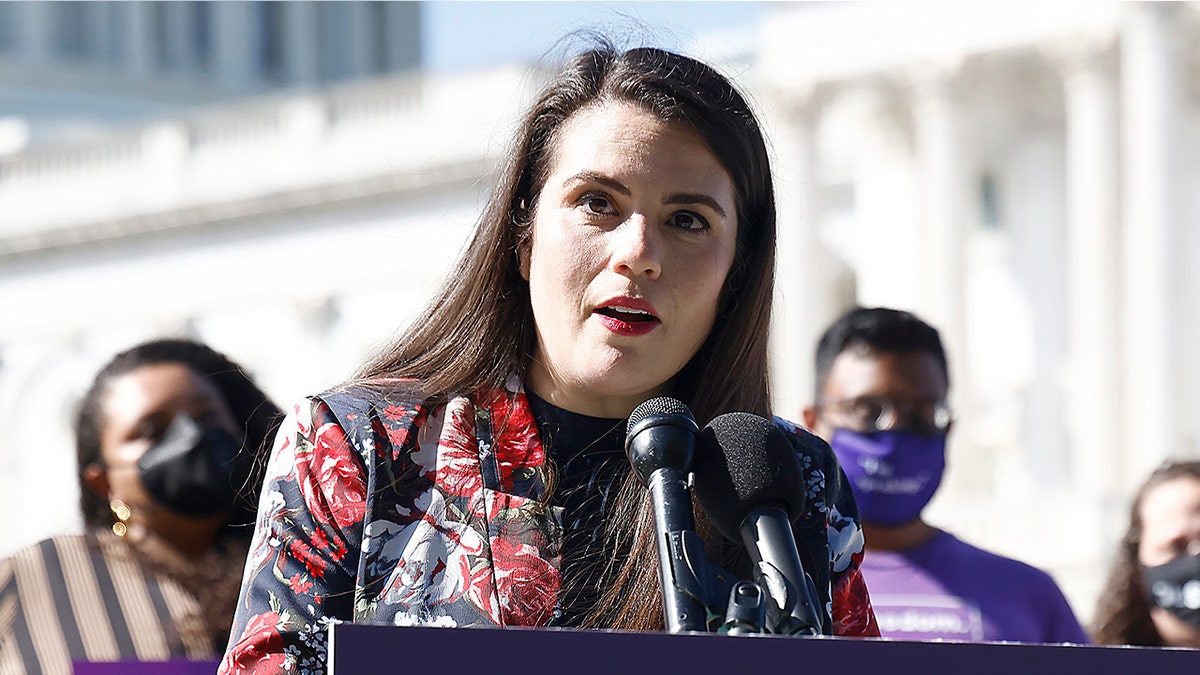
[0,529,238,674]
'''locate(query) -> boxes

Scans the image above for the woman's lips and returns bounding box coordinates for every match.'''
[594,299,660,336]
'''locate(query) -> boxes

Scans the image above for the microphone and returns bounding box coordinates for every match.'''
[625,396,707,632]
[694,412,824,636]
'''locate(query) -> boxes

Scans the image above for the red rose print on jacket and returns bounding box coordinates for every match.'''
[222,609,286,674]
[295,420,368,533]
[430,399,484,498]
[491,536,560,626]
[486,390,546,494]
[370,490,488,611]
[832,559,880,637]
[381,401,426,459]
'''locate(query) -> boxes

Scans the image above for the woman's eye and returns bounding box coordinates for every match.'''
[667,211,709,232]
[578,192,616,216]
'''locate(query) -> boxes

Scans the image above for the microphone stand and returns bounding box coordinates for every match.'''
[647,468,710,632]
[625,400,823,636]
[741,510,824,636]
[721,581,767,635]
[652,521,740,632]
[651,513,822,637]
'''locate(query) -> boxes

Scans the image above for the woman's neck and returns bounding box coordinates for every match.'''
[525,372,667,420]
[125,514,222,561]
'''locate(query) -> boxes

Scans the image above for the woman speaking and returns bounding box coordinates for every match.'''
[222,42,878,673]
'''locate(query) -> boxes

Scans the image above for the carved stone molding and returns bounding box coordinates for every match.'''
[0,157,491,261]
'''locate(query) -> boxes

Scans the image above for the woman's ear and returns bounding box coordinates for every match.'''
[801,405,819,433]
[83,463,110,499]
[515,200,533,281]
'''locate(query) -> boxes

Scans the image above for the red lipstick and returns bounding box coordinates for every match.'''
[593,297,660,336]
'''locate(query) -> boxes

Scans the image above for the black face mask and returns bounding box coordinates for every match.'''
[137,412,243,518]
[1143,552,1200,627]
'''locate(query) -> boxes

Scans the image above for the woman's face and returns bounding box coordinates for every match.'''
[1139,476,1200,567]
[522,101,738,418]
[94,362,241,549]
[1138,475,1200,647]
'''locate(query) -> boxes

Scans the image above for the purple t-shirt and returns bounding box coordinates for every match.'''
[861,530,1090,644]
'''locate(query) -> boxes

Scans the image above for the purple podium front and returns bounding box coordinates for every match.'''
[327,622,1197,674]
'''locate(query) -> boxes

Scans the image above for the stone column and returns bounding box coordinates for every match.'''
[91,1,118,66]
[121,1,155,79]
[345,1,375,76]
[382,1,422,72]
[768,87,832,417]
[909,62,970,398]
[15,1,52,62]
[1120,1,1183,485]
[161,1,195,73]
[1056,37,1122,500]
[212,1,258,91]
[283,1,320,86]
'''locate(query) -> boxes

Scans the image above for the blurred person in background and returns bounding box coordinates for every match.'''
[1093,460,1200,648]
[0,338,282,674]
[803,306,1088,644]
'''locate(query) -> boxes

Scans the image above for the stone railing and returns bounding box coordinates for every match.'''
[0,64,548,245]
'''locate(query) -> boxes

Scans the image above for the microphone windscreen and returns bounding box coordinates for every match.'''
[625,396,698,483]
[694,412,806,541]
[627,396,693,435]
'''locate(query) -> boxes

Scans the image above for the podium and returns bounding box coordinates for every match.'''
[328,622,1197,674]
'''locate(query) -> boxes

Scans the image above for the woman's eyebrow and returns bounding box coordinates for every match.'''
[664,193,727,218]
[563,171,630,196]
[563,172,727,218]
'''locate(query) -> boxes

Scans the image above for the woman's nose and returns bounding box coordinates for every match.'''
[610,215,661,279]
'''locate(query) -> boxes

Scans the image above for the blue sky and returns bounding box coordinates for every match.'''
[421,2,766,72]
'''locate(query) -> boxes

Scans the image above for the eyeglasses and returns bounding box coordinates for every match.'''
[816,396,953,436]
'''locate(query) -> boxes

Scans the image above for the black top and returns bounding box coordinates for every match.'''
[525,389,627,626]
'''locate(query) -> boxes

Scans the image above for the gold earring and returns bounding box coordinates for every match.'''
[110,498,131,537]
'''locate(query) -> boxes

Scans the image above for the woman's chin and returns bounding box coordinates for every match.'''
[573,379,674,416]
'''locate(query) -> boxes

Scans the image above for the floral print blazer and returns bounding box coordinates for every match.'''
[220,381,878,674]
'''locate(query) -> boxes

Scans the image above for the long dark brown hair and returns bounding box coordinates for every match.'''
[356,42,777,630]
[1092,460,1200,645]
[75,338,283,540]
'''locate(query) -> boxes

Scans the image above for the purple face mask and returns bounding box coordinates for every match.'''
[830,428,946,527]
